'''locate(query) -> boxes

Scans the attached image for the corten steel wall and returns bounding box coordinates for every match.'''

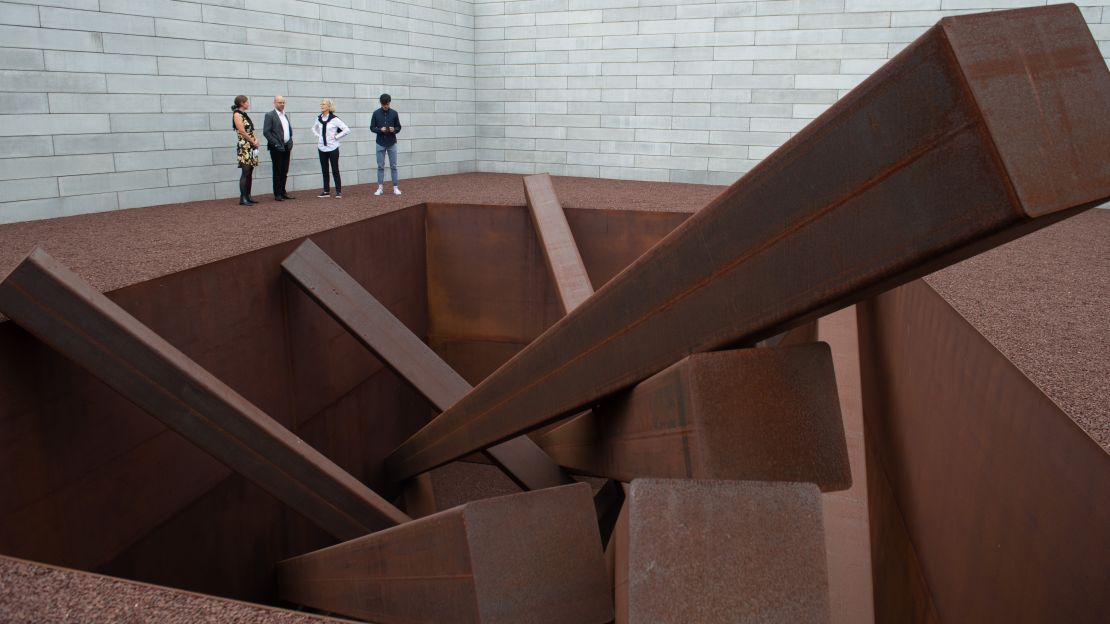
[0,207,431,601]
[424,203,691,384]
[858,280,1110,623]
[472,0,1110,184]
[0,0,476,224]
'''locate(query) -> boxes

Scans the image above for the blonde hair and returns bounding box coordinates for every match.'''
[320,99,336,113]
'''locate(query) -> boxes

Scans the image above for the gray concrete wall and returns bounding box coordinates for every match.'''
[0,0,475,223]
[3,1,1108,222]
[472,0,1110,184]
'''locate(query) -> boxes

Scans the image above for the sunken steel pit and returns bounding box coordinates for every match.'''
[0,202,687,603]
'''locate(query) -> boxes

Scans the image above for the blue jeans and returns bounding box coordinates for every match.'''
[376,143,398,186]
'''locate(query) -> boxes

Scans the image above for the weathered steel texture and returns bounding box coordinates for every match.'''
[858,279,1110,623]
[423,204,688,385]
[814,308,875,624]
[524,174,595,312]
[539,343,850,491]
[282,238,572,492]
[277,483,614,624]
[617,480,830,623]
[0,247,410,540]
[386,5,1110,481]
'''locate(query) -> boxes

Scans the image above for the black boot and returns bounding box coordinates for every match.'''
[239,195,251,206]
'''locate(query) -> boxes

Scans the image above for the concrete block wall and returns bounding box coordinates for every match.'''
[472,0,1110,184]
[3,1,1108,222]
[0,0,475,223]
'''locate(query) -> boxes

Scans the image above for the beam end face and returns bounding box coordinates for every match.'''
[940,4,1110,218]
[621,479,830,624]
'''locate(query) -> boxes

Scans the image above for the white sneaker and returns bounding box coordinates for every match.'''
[393,187,402,195]
[374,186,383,196]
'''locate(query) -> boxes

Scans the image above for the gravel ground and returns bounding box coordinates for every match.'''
[926,209,1109,449]
[0,556,352,623]
[0,173,721,294]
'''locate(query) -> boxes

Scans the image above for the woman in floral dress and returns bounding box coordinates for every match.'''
[232,95,260,205]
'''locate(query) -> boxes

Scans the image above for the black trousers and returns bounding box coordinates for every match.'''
[269,147,290,197]
[318,148,341,193]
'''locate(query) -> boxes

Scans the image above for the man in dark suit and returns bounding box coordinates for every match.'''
[263,95,294,201]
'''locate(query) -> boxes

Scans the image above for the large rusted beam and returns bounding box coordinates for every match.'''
[386,5,1110,481]
[277,482,613,624]
[0,248,409,540]
[615,479,830,623]
[539,343,850,492]
[524,173,594,312]
[282,238,572,492]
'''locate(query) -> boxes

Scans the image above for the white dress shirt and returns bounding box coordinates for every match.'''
[276,109,290,142]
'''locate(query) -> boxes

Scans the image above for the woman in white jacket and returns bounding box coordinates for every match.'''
[312,99,351,198]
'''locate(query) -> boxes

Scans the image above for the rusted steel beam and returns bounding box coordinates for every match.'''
[521,174,630,533]
[0,248,410,540]
[524,173,594,312]
[386,5,1110,481]
[282,238,572,492]
[616,479,830,623]
[277,482,613,624]
[538,343,850,492]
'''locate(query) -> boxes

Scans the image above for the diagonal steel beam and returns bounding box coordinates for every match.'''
[386,5,1110,481]
[0,248,410,540]
[277,483,613,624]
[281,238,573,491]
[524,173,594,312]
[523,173,630,541]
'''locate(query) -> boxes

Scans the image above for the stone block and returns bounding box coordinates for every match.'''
[0,25,102,52]
[39,6,154,35]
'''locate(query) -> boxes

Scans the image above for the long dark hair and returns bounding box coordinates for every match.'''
[231,95,248,111]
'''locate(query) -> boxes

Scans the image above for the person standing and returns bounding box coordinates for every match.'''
[263,95,295,201]
[312,99,350,199]
[370,93,402,196]
[231,95,259,206]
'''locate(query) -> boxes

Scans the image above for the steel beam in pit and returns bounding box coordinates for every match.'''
[282,239,573,492]
[539,343,851,492]
[386,5,1110,481]
[524,173,594,312]
[523,173,628,540]
[277,482,613,624]
[0,248,410,540]
[615,480,830,624]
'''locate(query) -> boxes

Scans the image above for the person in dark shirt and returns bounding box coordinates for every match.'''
[369,93,402,196]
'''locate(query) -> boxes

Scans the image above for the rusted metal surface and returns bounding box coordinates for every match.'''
[0,247,410,541]
[277,483,613,624]
[813,308,875,624]
[524,174,595,312]
[0,209,430,600]
[616,479,830,623]
[387,5,1110,481]
[282,238,572,492]
[423,204,688,386]
[539,344,850,492]
[858,279,1110,623]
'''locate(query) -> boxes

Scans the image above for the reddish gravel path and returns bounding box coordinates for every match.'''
[0,173,720,294]
[0,172,1104,443]
[0,556,350,623]
[927,209,1110,449]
